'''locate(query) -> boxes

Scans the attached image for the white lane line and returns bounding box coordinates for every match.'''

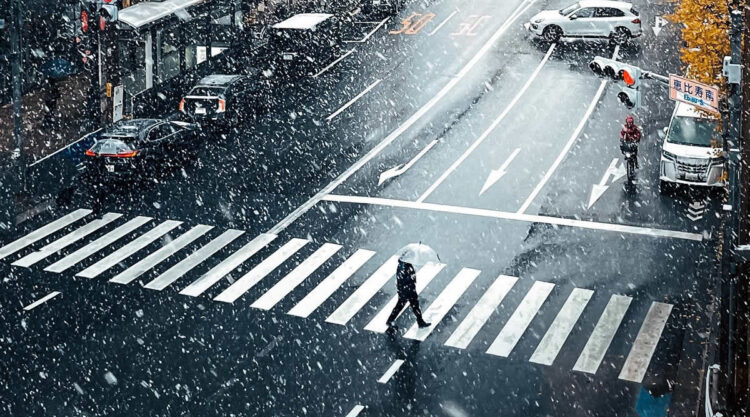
[326,255,399,325]
[179,233,277,297]
[573,294,632,374]
[378,359,405,384]
[345,405,366,417]
[145,229,245,291]
[288,249,376,318]
[322,195,703,241]
[529,288,594,366]
[618,302,673,383]
[312,48,356,78]
[214,238,310,304]
[364,262,445,333]
[29,129,101,167]
[428,10,459,36]
[76,220,183,279]
[379,140,438,186]
[110,224,214,285]
[417,43,556,203]
[23,291,62,311]
[517,44,621,214]
[12,213,122,268]
[266,0,538,236]
[445,274,518,349]
[45,216,153,273]
[487,281,555,357]
[326,79,382,122]
[404,268,480,341]
[252,243,342,310]
[0,209,92,260]
[344,17,390,43]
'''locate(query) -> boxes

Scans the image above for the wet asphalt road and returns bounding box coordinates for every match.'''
[0,0,722,416]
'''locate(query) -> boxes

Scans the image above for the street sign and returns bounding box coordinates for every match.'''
[669,74,719,113]
[113,85,123,122]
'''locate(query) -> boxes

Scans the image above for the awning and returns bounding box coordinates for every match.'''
[118,0,205,30]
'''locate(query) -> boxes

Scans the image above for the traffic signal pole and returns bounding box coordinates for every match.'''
[9,0,25,192]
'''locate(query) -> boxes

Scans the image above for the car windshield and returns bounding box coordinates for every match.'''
[668,116,720,147]
[560,3,580,15]
[188,87,225,97]
[90,139,136,155]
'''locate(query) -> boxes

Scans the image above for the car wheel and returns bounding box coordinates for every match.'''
[542,25,563,43]
[611,27,631,45]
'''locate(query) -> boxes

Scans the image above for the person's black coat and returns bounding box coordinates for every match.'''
[396,261,417,297]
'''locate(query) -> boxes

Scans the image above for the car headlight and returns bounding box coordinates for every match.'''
[662,151,677,160]
[534,18,544,24]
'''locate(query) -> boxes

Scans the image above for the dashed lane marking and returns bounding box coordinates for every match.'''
[326,79,382,122]
[23,291,62,311]
[312,48,356,78]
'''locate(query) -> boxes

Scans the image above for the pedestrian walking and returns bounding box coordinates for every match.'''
[386,260,431,332]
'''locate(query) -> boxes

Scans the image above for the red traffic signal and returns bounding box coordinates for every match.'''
[622,70,636,87]
[81,10,89,32]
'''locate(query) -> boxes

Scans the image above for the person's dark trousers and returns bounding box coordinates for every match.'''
[387,291,425,325]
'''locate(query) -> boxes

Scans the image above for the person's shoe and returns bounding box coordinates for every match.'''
[417,320,431,328]
[386,323,398,333]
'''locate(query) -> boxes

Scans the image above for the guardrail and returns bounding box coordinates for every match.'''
[705,364,726,417]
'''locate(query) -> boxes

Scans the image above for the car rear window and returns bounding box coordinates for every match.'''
[188,86,226,97]
[90,139,135,155]
[630,7,639,16]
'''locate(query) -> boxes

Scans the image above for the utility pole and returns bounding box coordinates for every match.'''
[9,0,25,193]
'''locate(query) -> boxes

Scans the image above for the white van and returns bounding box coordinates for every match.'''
[659,102,725,193]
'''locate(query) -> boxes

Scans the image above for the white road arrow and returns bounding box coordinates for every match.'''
[588,158,627,209]
[480,148,521,195]
[378,140,438,186]
[653,16,668,37]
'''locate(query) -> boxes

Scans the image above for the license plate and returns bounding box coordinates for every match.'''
[283,54,293,61]
[195,107,206,115]
[105,164,115,173]
[681,172,701,181]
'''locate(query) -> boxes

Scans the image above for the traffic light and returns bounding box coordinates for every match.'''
[589,56,642,110]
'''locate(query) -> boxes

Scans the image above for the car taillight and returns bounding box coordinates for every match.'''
[85,149,96,157]
[632,18,641,24]
[217,99,226,113]
[179,98,185,112]
[96,150,139,158]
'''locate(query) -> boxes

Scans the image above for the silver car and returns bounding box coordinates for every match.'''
[525,0,642,44]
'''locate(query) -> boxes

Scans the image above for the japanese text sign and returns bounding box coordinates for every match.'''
[669,74,719,113]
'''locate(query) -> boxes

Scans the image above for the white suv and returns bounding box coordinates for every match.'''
[525,1,642,44]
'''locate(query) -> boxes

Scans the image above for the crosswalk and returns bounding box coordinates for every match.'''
[1,210,674,383]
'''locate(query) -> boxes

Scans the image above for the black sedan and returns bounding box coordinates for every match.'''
[81,119,199,182]
[179,74,266,127]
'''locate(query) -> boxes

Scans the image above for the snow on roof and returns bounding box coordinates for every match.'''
[578,0,633,10]
[118,0,205,30]
[197,74,243,86]
[272,13,334,30]
[674,101,717,119]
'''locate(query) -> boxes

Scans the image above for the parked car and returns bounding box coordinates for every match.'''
[270,13,342,75]
[179,74,265,126]
[524,1,642,44]
[361,0,403,17]
[659,102,725,193]
[82,119,200,182]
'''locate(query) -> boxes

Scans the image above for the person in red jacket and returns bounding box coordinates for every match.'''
[620,115,642,167]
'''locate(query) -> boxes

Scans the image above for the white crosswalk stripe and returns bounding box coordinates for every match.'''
[252,243,342,311]
[110,225,214,285]
[13,213,122,268]
[0,209,91,260]
[529,288,594,366]
[76,220,183,279]
[180,233,277,297]
[145,229,245,291]
[573,294,632,374]
[444,274,518,349]
[404,268,480,341]
[486,281,555,357]
[214,238,309,304]
[325,255,399,325]
[1,211,677,381]
[288,249,376,318]
[364,262,445,334]
[618,302,673,383]
[45,216,153,273]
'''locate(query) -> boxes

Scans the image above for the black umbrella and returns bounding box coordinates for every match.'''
[41,58,78,80]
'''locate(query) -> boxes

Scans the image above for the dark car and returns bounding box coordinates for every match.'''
[270,13,342,75]
[82,119,199,182]
[179,74,264,126]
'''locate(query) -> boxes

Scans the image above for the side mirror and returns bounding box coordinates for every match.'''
[569,15,578,20]
[658,127,668,139]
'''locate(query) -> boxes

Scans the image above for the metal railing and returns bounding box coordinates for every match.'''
[706,364,726,417]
